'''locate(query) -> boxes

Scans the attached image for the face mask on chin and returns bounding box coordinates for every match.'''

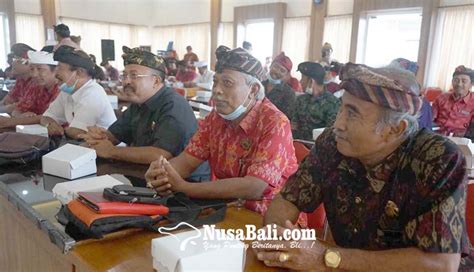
[59,72,78,94]
[305,87,313,95]
[267,73,281,85]
[217,89,253,121]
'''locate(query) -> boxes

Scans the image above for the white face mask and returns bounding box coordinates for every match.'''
[217,88,253,121]
[305,86,313,95]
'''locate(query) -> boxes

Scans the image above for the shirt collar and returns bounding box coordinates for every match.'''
[450,91,473,103]
[144,85,170,109]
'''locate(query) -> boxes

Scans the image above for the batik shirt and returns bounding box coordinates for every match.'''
[16,83,59,114]
[7,77,32,103]
[281,128,471,259]
[263,80,296,119]
[291,91,340,141]
[185,98,298,215]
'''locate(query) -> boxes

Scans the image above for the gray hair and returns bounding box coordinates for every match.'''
[243,73,265,100]
[375,107,419,137]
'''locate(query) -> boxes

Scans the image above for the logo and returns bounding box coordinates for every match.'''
[158,222,201,251]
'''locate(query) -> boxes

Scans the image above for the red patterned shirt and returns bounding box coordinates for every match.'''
[185,98,298,215]
[432,92,474,136]
[16,83,60,115]
[7,77,33,103]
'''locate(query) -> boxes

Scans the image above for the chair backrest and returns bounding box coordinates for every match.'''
[467,182,474,243]
[293,141,310,164]
[423,88,443,103]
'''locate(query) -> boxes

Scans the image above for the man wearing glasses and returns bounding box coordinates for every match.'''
[81,46,209,181]
[0,43,35,113]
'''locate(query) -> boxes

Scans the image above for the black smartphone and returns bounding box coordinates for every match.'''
[112,185,157,197]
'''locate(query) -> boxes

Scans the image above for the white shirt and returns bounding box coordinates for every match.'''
[43,79,117,130]
[193,69,215,90]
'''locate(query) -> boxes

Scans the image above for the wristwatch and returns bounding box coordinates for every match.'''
[324,248,341,268]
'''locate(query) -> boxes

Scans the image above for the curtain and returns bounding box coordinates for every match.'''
[323,15,352,63]
[281,17,310,78]
[60,17,151,70]
[15,13,45,52]
[217,22,233,48]
[425,6,474,90]
[153,23,210,62]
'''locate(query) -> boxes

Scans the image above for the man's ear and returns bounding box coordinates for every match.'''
[388,119,408,140]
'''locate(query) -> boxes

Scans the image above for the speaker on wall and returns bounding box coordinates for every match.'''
[101,39,115,61]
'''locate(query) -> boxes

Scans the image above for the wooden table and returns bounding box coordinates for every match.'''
[0,157,278,272]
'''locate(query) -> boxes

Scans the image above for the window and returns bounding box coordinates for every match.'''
[323,15,352,63]
[282,17,310,78]
[426,6,474,90]
[361,10,422,67]
[0,14,9,70]
[237,19,274,65]
[15,13,45,52]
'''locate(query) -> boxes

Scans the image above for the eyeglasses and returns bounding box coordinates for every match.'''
[119,73,157,81]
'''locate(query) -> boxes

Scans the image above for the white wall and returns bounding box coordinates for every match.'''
[152,0,210,26]
[440,0,474,6]
[56,0,153,26]
[327,0,354,16]
[14,0,41,15]
[221,0,312,22]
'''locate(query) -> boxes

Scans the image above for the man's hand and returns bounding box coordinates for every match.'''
[87,139,116,159]
[20,111,37,118]
[46,121,64,136]
[78,126,109,141]
[145,156,187,196]
[254,220,327,271]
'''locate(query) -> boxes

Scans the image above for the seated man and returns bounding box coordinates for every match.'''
[432,65,474,136]
[145,46,298,215]
[81,47,208,179]
[291,62,340,141]
[40,45,116,139]
[0,43,35,113]
[256,63,472,271]
[185,61,215,90]
[262,52,296,118]
[12,51,60,117]
[174,60,197,84]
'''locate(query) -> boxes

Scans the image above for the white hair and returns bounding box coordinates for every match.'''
[243,73,265,100]
[375,107,419,137]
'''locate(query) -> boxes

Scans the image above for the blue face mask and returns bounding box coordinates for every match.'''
[59,72,78,94]
[267,74,281,85]
[218,89,252,121]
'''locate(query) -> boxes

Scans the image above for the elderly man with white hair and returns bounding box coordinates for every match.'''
[254,63,473,271]
[145,46,298,215]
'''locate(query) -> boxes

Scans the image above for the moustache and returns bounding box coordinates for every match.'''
[123,84,135,93]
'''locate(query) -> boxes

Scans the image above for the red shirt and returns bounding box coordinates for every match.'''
[432,91,474,136]
[287,77,302,92]
[8,77,32,103]
[185,98,298,215]
[16,83,60,115]
[176,70,197,83]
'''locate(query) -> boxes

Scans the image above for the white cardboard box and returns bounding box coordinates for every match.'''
[312,128,326,141]
[152,229,246,272]
[16,124,48,137]
[52,174,123,204]
[448,136,474,175]
[42,144,97,179]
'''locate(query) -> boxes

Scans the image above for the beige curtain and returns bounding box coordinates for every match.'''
[61,17,150,70]
[15,13,45,51]
[323,15,352,63]
[281,17,310,78]
[217,22,233,48]
[153,23,210,62]
[426,6,474,90]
